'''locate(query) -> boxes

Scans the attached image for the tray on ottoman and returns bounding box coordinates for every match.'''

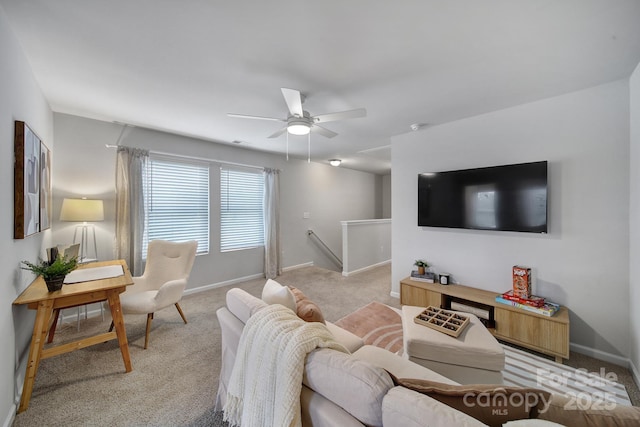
[413,306,470,338]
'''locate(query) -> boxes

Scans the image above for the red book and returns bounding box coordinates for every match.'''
[501,290,545,308]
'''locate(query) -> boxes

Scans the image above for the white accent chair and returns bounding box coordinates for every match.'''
[112,240,197,349]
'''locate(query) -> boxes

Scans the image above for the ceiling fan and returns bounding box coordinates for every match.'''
[228,88,366,139]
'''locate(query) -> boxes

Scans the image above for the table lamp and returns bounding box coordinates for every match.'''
[60,198,104,262]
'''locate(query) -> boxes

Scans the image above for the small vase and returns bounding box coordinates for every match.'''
[417,266,425,275]
[45,276,65,292]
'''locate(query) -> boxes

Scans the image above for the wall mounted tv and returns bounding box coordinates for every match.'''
[418,161,548,233]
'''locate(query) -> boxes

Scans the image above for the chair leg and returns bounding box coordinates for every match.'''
[144,313,153,349]
[175,303,188,324]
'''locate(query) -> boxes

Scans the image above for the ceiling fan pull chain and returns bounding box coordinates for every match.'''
[307,133,311,163]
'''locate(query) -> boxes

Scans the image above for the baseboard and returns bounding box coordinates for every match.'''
[59,303,105,325]
[342,259,391,277]
[2,406,15,427]
[389,290,400,299]
[183,272,266,296]
[569,342,630,368]
[630,360,640,390]
[61,264,318,321]
[282,261,314,272]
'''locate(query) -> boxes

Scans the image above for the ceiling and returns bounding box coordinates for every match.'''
[2,1,640,174]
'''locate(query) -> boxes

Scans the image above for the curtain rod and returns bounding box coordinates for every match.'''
[105,144,266,171]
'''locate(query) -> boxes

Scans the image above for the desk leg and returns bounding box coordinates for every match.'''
[106,290,132,372]
[46,308,61,343]
[18,299,54,413]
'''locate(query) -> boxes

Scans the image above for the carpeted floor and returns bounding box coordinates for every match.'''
[11,264,640,426]
[12,265,398,426]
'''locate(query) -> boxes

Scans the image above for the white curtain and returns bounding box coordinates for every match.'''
[263,168,281,279]
[115,146,149,276]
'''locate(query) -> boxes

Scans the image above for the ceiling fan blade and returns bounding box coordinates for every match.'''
[311,125,338,139]
[227,113,285,122]
[313,108,367,124]
[268,126,288,139]
[281,88,304,117]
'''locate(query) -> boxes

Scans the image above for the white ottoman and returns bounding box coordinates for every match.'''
[401,305,505,384]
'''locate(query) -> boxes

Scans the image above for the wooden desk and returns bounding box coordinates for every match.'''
[13,259,134,413]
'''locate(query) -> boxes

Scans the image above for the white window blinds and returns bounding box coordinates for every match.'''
[220,166,264,251]
[144,155,210,256]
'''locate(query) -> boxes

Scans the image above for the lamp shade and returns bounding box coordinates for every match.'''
[60,198,104,222]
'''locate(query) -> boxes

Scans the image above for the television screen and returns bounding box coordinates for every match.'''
[418,161,547,233]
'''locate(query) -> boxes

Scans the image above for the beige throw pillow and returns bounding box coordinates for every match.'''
[261,279,296,312]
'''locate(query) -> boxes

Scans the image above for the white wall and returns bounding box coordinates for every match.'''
[382,174,391,218]
[630,62,640,379]
[392,80,630,360]
[341,219,391,275]
[0,6,54,426]
[52,113,380,287]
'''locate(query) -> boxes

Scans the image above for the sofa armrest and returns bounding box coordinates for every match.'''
[382,386,488,427]
[214,307,245,411]
[225,288,267,323]
[325,321,364,353]
[352,345,458,385]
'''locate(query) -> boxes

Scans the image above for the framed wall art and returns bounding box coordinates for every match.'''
[14,121,43,239]
[40,140,52,231]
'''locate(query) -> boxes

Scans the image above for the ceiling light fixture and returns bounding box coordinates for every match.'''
[287,120,311,135]
[329,159,342,167]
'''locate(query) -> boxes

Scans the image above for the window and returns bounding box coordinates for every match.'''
[144,155,209,257]
[220,166,264,251]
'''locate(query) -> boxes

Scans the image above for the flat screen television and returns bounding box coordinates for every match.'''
[418,161,548,233]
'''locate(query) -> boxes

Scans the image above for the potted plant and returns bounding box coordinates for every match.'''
[21,255,78,292]
[414,259,429,275]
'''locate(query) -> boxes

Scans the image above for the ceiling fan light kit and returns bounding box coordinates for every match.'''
[329,159,342,167]
[287,121,311,135]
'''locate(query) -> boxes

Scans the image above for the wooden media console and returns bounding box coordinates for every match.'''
[400,277,570,363]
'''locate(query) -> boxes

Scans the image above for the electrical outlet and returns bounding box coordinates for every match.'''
[303,212,311,219]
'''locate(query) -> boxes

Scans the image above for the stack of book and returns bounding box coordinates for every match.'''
[410,270,436,283]
[495,290,559,317]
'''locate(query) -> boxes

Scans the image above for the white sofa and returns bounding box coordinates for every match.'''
[215,288,491,427]
[214,287,640,427]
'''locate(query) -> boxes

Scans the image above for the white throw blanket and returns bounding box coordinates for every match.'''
[223,304,347,427]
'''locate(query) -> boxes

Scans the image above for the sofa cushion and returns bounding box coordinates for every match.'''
[226,288,267,323]
[352,345,457,385]
[325,322,364,353]
[394,377,551,427]
[261,278,296,311]
[537,392,640,427]
[382,386,488,427]
[303,348,393,427]
[289,286,326,323]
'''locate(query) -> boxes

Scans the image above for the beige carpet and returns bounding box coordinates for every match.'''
[11,264,640,426]
[12,264,397,426]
